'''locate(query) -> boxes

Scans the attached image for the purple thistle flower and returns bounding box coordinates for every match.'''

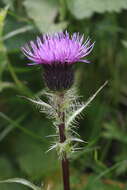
[22,31,94,65]
[21,31,94,91]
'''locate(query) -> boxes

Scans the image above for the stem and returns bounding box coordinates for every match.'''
[58,113,70,190]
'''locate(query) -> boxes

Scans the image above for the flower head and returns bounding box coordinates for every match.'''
[21,31,94,91]
[21,31,94,66]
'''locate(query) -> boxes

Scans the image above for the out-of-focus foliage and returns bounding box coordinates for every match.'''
[23,0,67,32]
[0,0,127,189]
[0,6,8,80]
[67,0,127,19]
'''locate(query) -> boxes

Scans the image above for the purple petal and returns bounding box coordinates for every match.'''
[21,32,94,65]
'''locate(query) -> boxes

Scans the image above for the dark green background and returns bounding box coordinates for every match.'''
[0,0,127,189]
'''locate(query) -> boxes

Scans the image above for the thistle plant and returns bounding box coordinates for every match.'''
[0,31,107,190]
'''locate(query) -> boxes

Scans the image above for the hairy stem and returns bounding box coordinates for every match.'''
[58,122,70,190]
[58,94,70,190]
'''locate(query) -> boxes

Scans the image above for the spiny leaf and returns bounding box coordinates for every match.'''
[66,81,108,128]
[0,178,41,190]
[20,96,52,109]
[70,137,85,143]
[46,143,57,153]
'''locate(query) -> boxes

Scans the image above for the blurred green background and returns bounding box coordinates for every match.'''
[0,0,127,189]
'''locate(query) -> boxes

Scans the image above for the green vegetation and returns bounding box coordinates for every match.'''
[0,0,127,189]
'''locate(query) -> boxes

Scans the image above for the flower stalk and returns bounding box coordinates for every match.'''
[58,95,70,190]
[21,31,97,190]
[0,32,108,190]
[59,120,70,190]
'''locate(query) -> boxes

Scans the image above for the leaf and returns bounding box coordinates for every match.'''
[0,6,8,79]
[66,81,108,128]
[0,157,28,190]
[102,121,127,143]
[0,6,8,36]
[94,160,125,181]
[46,143,57,153]
[0,112,45,143]
[0,157,15,178]
[3,25,33,41]
[70,137,85,143]
[0,178,41,190]
[122,40,127,48]
[0,114,27,142]
[0,81,15,92]
[16,134,58,180]
[44,21,68,33]
[23,0,67,32]
[8,63,32,96]
[2,0,15,10]
[20,96,52,109]
[67,0,127,19]
[85,175,122,190]
[116,159,127,175]
[3,18,36,52]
